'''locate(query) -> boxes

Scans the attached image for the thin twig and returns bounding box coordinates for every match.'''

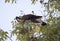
[6,35,13,41]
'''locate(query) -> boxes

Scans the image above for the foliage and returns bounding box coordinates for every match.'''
[49,0,60,11]
[5,0,16,3]
[11,20,41,41]
[1,0,60,41]
[4,0,38,4]
[0,29,8,41]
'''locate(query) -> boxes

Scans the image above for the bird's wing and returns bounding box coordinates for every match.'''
[31,19,41,23]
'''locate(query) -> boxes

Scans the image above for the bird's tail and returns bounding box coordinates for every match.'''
[35,16,42,19]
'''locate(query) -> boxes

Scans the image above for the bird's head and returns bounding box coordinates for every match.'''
[41,22,47,26]
[16,16,23,22]
[16,16,22,19]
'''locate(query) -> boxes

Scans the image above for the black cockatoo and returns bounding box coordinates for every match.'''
[16,14,46,26]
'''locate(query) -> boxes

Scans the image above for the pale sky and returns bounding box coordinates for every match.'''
[0,0,48,41]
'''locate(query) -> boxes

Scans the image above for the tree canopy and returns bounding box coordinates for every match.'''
[0,0,60,41]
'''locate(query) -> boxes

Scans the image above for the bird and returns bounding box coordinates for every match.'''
[16,14,47,26]
[16,14,42,22]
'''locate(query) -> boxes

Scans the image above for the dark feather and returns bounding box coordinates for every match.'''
[41,22,47,26]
